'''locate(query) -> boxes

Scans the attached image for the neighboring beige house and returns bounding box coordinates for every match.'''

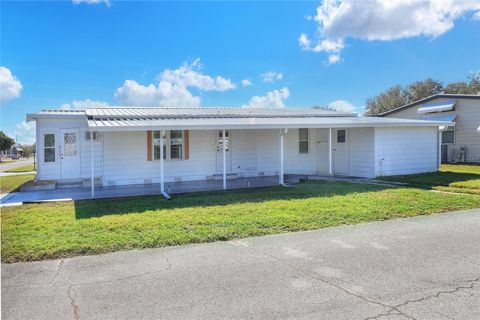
[380,94,480,163]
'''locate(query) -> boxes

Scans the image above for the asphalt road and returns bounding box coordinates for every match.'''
[2,209,480,320]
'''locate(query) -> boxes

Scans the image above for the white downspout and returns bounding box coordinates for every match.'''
[90,131,94,198]
[160,130,165,193]
[279,129,286,185]
[223,129,227,190]
[328,128,333,176]
[438,127,442,170]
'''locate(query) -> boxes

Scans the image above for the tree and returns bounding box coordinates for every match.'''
[0,131,15,152]
[467,73,480,94]
[21,144,34,158]
[365,75,480,115]
[365,85,405,115]
[444,81,470,94]
[403,78,443,103]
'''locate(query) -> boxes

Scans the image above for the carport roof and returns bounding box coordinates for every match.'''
[27,107,452,131]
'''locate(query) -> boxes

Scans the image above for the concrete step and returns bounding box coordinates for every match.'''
[56,181,83,189]
[211,173,239,180]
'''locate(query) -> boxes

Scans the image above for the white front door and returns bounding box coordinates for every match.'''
[316,128,329,174]
[215,130,232,173]
[333,128,349,175]
[60,128,81,180]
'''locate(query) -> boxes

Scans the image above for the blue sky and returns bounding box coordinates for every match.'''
[1,0,479,143]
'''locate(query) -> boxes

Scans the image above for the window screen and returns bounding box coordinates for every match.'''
[44,134,55,162]
[442,126,455,144]
[337,130,346,143]
[299,128,309,153]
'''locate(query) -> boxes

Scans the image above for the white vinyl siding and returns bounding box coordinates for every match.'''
[348,128,375,178]
[375,126,438,176]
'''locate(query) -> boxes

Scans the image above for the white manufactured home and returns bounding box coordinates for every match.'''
[380,94,480,163]
[27,107,449,197]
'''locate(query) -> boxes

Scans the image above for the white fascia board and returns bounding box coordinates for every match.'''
[26,113,86,121]
[88,120,452,132]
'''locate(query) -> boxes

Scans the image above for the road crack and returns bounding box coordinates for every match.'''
[392,277,480,309]
[68,285,79,320]
[258,250,416,320]
[53,258,65,279]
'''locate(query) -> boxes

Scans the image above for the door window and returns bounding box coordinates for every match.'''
[217,130,230,151]
[63,133,77,156]
[337,130,346,143]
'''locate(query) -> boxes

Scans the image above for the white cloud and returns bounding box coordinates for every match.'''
[10,121,36,145]
[241,79,253,87]
[261,71,283,83]
[328,54,341,65]
[72,0,110,6]
[60,99,109,110]
[0,66,22,104]
[242,87,290,108]
[300,0,480,63]
[114,59,235,107]
[328,100,356,113]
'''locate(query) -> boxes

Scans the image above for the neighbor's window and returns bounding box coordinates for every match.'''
[299,128,309,154]
[170,130,183,160]
[442,126,455,144]
[153,131,166,160]
[337,130,346,143]
[44,133,55,163]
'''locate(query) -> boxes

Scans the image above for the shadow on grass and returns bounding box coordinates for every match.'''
[73,181,394,220]
[379,171,480,189]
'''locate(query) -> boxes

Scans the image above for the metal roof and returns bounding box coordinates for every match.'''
[84,107,355,118]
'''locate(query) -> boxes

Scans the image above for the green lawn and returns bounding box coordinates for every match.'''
[5,164,35,173]
[0,174,35,194]
[379,164,480,195]
[2,180,479,263]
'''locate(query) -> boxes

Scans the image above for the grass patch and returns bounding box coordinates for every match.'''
[379,164,480,195]
[2,180,479,263]
[0,174,35,194]
[5,164,35,173]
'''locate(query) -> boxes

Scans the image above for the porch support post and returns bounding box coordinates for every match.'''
[222,129,227,190]
[279,129,286,185]
[328,128,333,176]
[90,131,94,198]
[160,130,165,192]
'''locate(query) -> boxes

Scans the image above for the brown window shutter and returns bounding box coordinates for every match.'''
[184,130,189,160]
[147,130,152,161]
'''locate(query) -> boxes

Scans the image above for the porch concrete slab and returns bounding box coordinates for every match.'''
[0,176,282,206]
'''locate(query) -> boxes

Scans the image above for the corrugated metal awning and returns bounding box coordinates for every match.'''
[86,116,452,132]
[423,114,457,122]
[417,99,457,114]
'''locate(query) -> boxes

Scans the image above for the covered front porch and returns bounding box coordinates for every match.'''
[85,127,346,199]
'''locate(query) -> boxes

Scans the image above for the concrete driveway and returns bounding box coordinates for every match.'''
[2,209,480,320]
